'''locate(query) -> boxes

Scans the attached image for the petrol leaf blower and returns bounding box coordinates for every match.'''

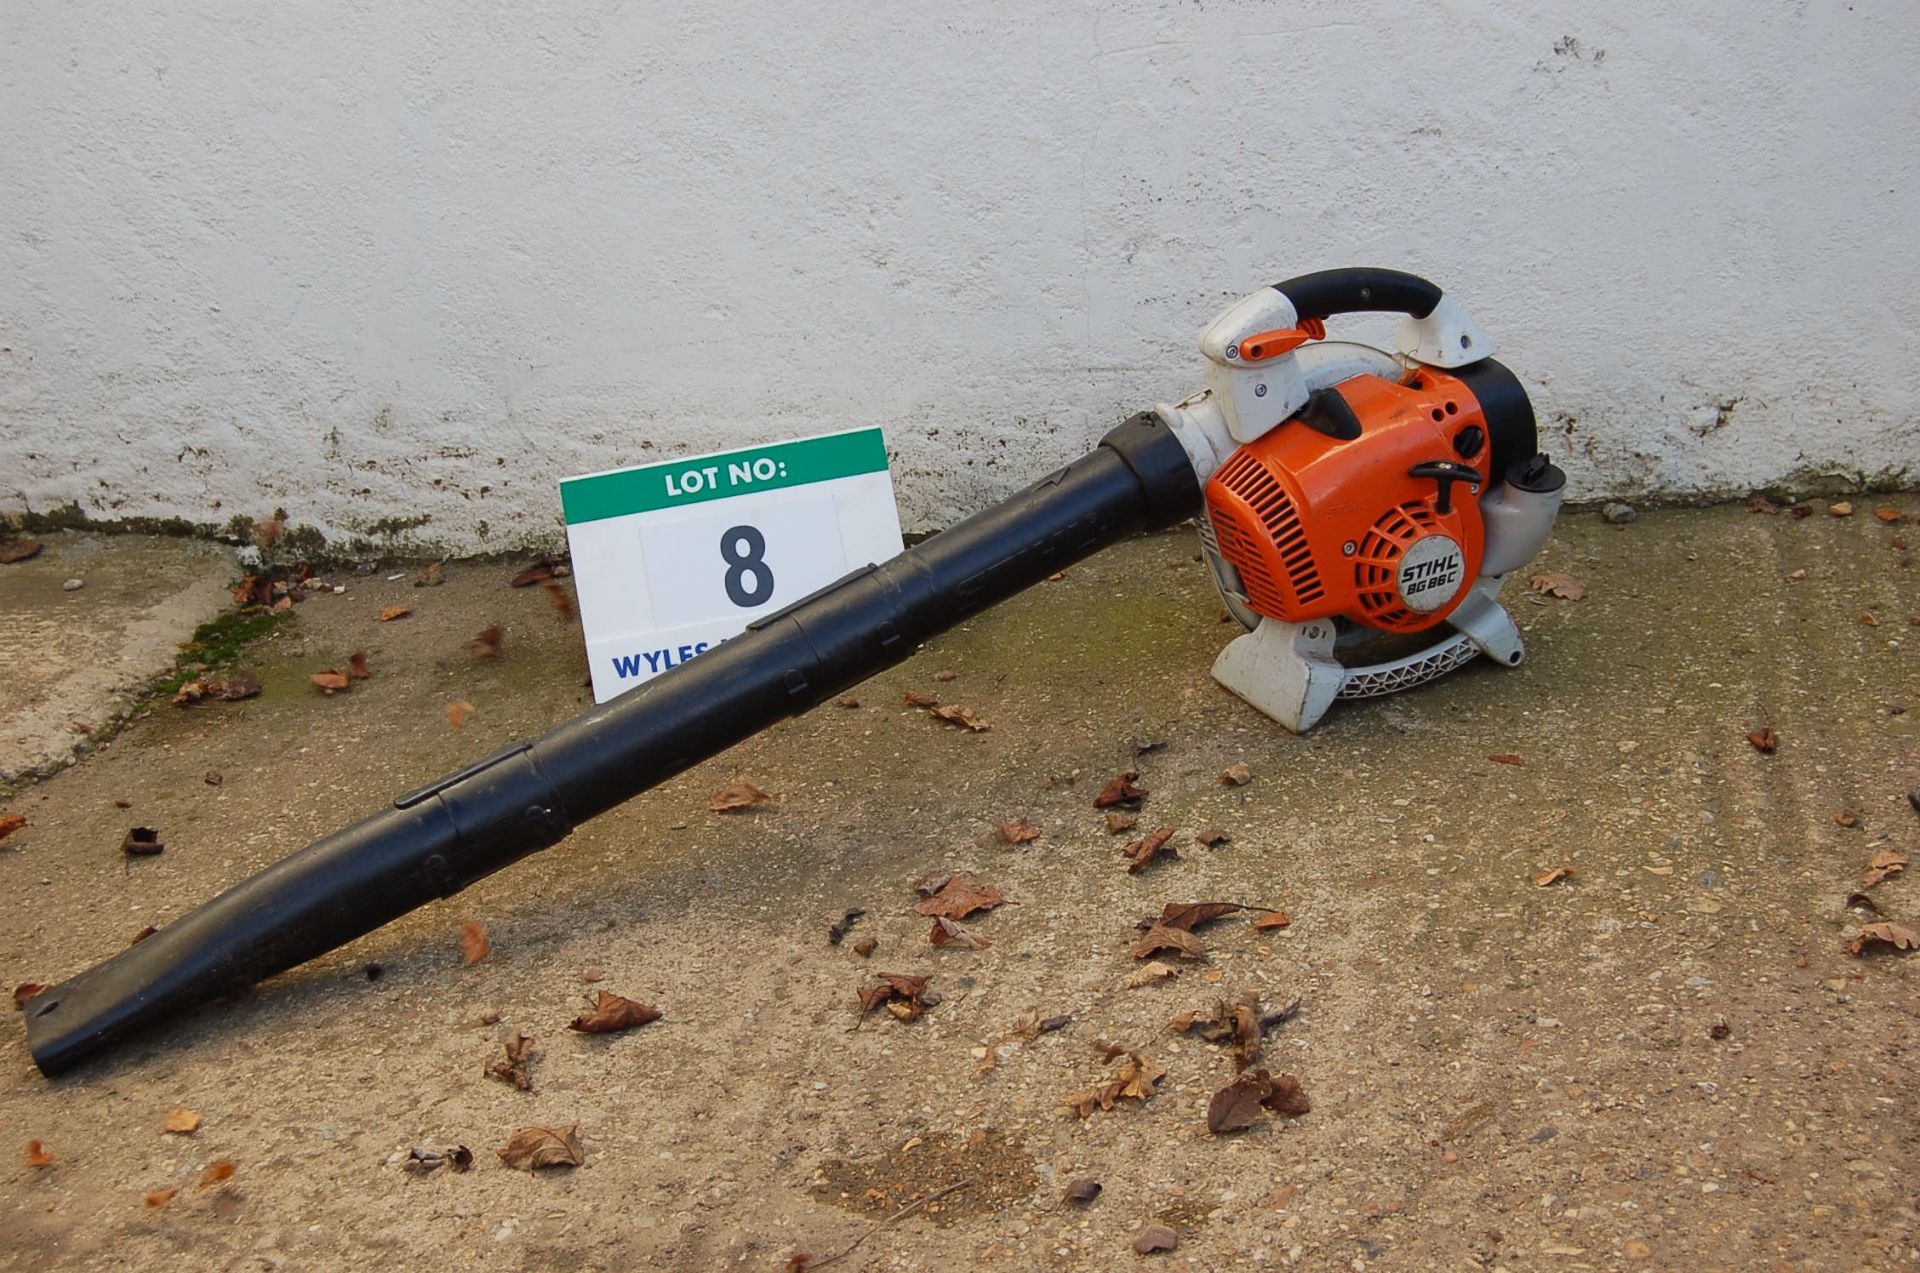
[23,268,1563,1075]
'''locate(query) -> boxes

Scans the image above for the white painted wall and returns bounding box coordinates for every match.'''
[3,1,1916,551]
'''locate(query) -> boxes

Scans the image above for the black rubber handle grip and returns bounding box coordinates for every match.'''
[1269,268,1443,322]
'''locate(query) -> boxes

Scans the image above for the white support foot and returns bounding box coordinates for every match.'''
[1210,618,1345,733]
[1210,578,1527,732]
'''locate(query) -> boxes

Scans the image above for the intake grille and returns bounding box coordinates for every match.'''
[1211,450,1325,608]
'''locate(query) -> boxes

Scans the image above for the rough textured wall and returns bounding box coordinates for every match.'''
[3,1,1916,551]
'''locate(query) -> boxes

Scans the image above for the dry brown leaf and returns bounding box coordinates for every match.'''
[1488,754,1523,766]
[1251,910,1291,931]
[1207,1070,1272,1134]
[997,819,1041,845]
[852,936,877,958]
[1094,771,1147,809]
[1171,995,1263,1069]
[121,827,164,857]
[1834,809,1861,827]
[26,1140,53,1167]
[1156,902,1246,933]
[379,605,412,622]
[1874,506,1904,523]
[1105,811,1139,834]
[827,907,865,945]
[13,982,48,1008]
[1194,828,1231,848]
[1123,827,1179,875]
[1746,727,1777,754]
[498,1125,585,1170]
[1864,848,1909,887]
[1829,501,1854,517]
[929,704,990,732]
[163,1109,201,1135]
[1219,763,1252,787]
[857,972,934,1020]
[1847,891,1884,915]
[1062,1052,1164,1117]
[0,537,43,564]
[198,1161,236,1187]
[928,916,991,949]
[1846,922,1920,957]
[542,579,575,622]
[445,700,476,730]
[903,690,939,708]
[460,919,490,966]
[310,670,351,693]
[1528,571,1586,601]
[416,561,446,587]
[172,680,206,705]
[1534,866,1576,888]
[204,676,261,701]
[569,991,662,1034]
[1131,924,1207,961]
[144,1187,179,1208]
[1125,961,1180,988]
[1207,1067,1311,1131]
[1859,613,1879,627]
[1133,1224,1179,1255]
[467,625,504,659]
[486,1029,537,1090]
[231,574,273,607]
[347,650,371,680]
[1261,1071,1312,1116]
[914,873,1009,920]
[0,813,25,842]
[709,781,774,813]
[509,560,557,588]
[130,925,157,945]
[1063,1178,1102,1205]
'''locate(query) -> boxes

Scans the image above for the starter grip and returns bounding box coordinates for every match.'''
[1269,268,1443,323]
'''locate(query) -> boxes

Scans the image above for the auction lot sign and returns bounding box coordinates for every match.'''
[561,428,904,702]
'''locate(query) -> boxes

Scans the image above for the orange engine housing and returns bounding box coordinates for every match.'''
[1205,367,1493,634]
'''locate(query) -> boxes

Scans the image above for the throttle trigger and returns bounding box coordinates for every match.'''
[1237,318,1327,362]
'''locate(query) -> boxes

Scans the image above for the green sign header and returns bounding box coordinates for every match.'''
[560,427,890,526]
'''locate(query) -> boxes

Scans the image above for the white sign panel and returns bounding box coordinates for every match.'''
[561,427,903,702]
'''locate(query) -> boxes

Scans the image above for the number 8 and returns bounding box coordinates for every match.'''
[720,525,774,607]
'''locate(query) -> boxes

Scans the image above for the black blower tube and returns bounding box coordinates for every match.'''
[24,414,1202,1075]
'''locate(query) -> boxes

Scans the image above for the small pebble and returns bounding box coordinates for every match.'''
[62,578,84,591]
[1601,502,1637,525]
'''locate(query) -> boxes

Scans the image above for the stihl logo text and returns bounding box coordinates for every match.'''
[1401,557,1461,596]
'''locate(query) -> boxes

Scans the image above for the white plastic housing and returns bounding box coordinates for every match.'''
[1197,288,1310,444]
[1395,295,1492,368]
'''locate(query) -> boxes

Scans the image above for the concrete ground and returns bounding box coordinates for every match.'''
[0,500,1916,1272]
[0,532,236,785]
